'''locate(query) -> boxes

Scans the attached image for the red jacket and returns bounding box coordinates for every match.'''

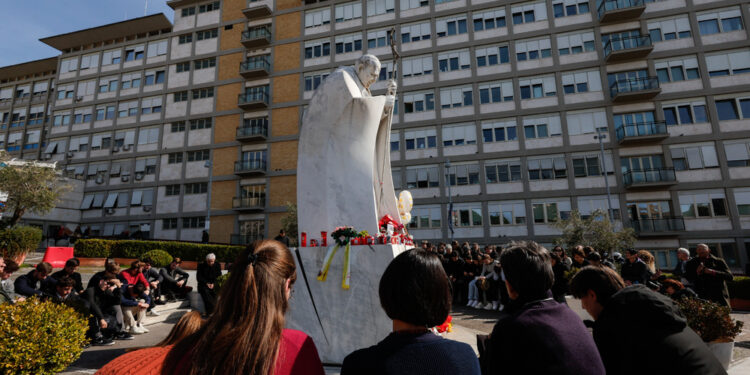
[118,270,149,289]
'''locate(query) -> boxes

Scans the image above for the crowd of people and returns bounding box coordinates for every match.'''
[0,236,738,374]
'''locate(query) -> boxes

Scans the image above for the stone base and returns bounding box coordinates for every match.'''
[285,244,408,364]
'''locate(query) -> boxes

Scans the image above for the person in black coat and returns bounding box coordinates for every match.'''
[620,249,650,285]
[84,273,131,345]
[342,249,479,375]
[485,242,604,375]
[444,252,466,304]
[550,252,570,303]
[570,266,726,375]
[273,229,291,247]
[160,258,191,300]
[14,262,56,297]
[685,244,733,306]
[197,253,222,314]
[51,258,84,295]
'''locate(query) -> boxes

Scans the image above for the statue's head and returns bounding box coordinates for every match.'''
[355,54,381,89]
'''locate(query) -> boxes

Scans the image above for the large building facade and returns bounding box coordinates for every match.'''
[1,0,749,272]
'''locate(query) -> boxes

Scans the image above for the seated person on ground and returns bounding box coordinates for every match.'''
[159,258,191,301]
[51,258,84,295]
[121,282,151,335]
[342,248,480,375]
[87,262,121,290]
[0,258,23,304]
[14,262,55,297]
[85,273,129,346]
[118,261,150,291]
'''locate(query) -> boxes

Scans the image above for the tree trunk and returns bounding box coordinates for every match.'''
[10,208,25,227]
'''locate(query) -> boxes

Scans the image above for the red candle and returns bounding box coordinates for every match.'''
[310,239,318,247]
[320,231,328,247]
[301,232,307,247]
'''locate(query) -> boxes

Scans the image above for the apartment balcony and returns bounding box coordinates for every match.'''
[239,56,270,79]
[631,217,686,235]
[623,168,677,189]
[604,35,653,62]
[236,121,268,142]
[241,26,271,49]
[598,0,646,23]
[610,77,660,102]
[234,160,267,176]
[237,87,269,110]
[615,121,669,145]
[232,196,265,211]
[231,234,263,245]
[242,0,271,19]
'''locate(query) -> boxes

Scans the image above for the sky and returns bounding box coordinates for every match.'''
[0,0,175,67]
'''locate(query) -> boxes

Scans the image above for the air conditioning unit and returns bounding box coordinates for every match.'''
[66,151,75,158]
[95,176,104,184]
[112,146,120,153]
[121,175,130,182]
[143,206,152,212]
[42,153,52,160]
[134,172,144,181]
[75,96,83,102]
[123,144,131,151]
[105,208,115,214]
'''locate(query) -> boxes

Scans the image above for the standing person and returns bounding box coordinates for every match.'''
[673,247,691,286]
[201,230,209,244]
[197,253,222,315]
[160,258,192,301]
[14,262,56,297]
[121,282,151,334]
[685,244,733,306]
[570,247,589,271]
[570,266,726,375]
[274,229,291,247]
[620,249,650,285]
[550,252,569,304]
[342,249,480,375]
[51,258,84,295]
[485,241,604,375]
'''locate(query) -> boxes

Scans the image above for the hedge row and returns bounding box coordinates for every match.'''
[728,276,750,300]
[74,239,245,262]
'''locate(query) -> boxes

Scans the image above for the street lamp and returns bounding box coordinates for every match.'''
[445,159,454,243]
[204,158,212,232]
[594,128,615,222]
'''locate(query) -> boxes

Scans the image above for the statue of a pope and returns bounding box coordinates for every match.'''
[297,55,401,240]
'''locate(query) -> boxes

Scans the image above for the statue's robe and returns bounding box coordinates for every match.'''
[297,66,400,238]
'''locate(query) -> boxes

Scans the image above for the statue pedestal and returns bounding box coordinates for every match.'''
[286,244,408,364]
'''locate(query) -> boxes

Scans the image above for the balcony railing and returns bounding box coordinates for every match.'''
[243,0,271,19]
[610,76,660,101]
[231,234,263,245]
[239,56,270,78]
[631,217,686,233]
[236,121,268,141]
[232,196,265,210]
[234,160,267,175]
[604,35,652,61]
[623,167,676,187]
[615,121,668,143]
[241,26,271,48]
[598,0,646,22]
[238,87,269,109]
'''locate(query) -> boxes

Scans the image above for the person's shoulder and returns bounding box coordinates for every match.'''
[282,329,312,348]
[96,346,172,375]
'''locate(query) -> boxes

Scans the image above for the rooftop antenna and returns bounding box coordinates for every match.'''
[144,0,149,16]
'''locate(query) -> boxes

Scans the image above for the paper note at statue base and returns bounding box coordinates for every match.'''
[286,244,409,365]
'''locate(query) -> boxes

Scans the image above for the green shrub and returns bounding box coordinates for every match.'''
[141,249,173,268]
[676,297,743,342]
[73,239,112,258]
[728,276,750,300]
[0,298,88,374]
[73,239,244,262]
[0,225,43,259]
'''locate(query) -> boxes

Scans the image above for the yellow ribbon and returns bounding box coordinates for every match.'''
[317,244,340,282]
[342,242,351,290]
[316,241,353,290]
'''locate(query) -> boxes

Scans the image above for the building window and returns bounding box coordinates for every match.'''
[140,96,163,114]
[95,105,116,121]
[174,91,189,102]
[178,34,193,44]
[335,33,363,54]
[648,16,692,42]
[182,217,206,229]
[725,141,750,167]
[572,155,603,177]
[705,49,750,77]
[485,160,522,183]
[138,127,160,145]
[163,218,178,230]
[405,165,440,188]
[367,28,392,48]
[662,100,708,125]
[184,182,208,195]
[192,88,214,99]
[679,190,727,217]
[147,39,168,57]
[403,91,435,113]
[475,45,510,67]
[488,201,526,225]
[304,71,330,92]
[305,8,331,28]
[473,8,506,31]
[176,62,191,73]
[436,15,468,37]
[187,149,210,161]
[60,57,78,73]
[378,60,395,81]
[404,128,437,149]
[198,1,220,13]
[400,0,429,11]
[557,30,596,55]
[532,201,571,223]
[442,124,476,146]
[304,39,331,59]
[515,37,551,61]
[367,0,395,16]
[437,50,470,72]
[165,184,181,196]
[117,101,138,118]
[194,57,216,70]
[407,206,441,229]
[403,55,433,77]
[561,69,601,94]
[401,22,431,44]
[482,120,517,142]
[656,56,701,82]
[57,84,74,99]
[189,118,212,130]
[168,152,183,164]
[124,45,145,61]
[439,86,473,108]
[511,1,547,25]
[181,7,196,17]
[670,144,719,170]
[697,7,744,35]
[171,121,186,132]
[196,29,218,40]
[447,163,480,185]
[451,204,483,227]
[715,96,750,121]
[528,157,567,180]
[98,77,118,93]
[519,76,556,99]
[80,53,99,70]
[552,0,589,18]
[102,49,122,65]
[523,114,562,139]
[335,2,362,23]
[144,70,165,85]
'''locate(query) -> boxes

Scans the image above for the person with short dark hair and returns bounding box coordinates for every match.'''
[14,262,56,297]
[570,266,726,375]
[342,249,480,375]
[485,241,604,375]
[274,229,291,247]
[51,258,84,294]
[84,273,130,345]
[620,249,650,285]
[141,259,165,313]
[550,252,569,304]
[445,252,466,305]
[87,262,121,290]
[160,258,191,301]
[0,259,22,303]
[570,247,589,271]
[197,253,222,315]
[51,276,78,302]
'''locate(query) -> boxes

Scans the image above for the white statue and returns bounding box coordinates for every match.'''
[297,55,401,239]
